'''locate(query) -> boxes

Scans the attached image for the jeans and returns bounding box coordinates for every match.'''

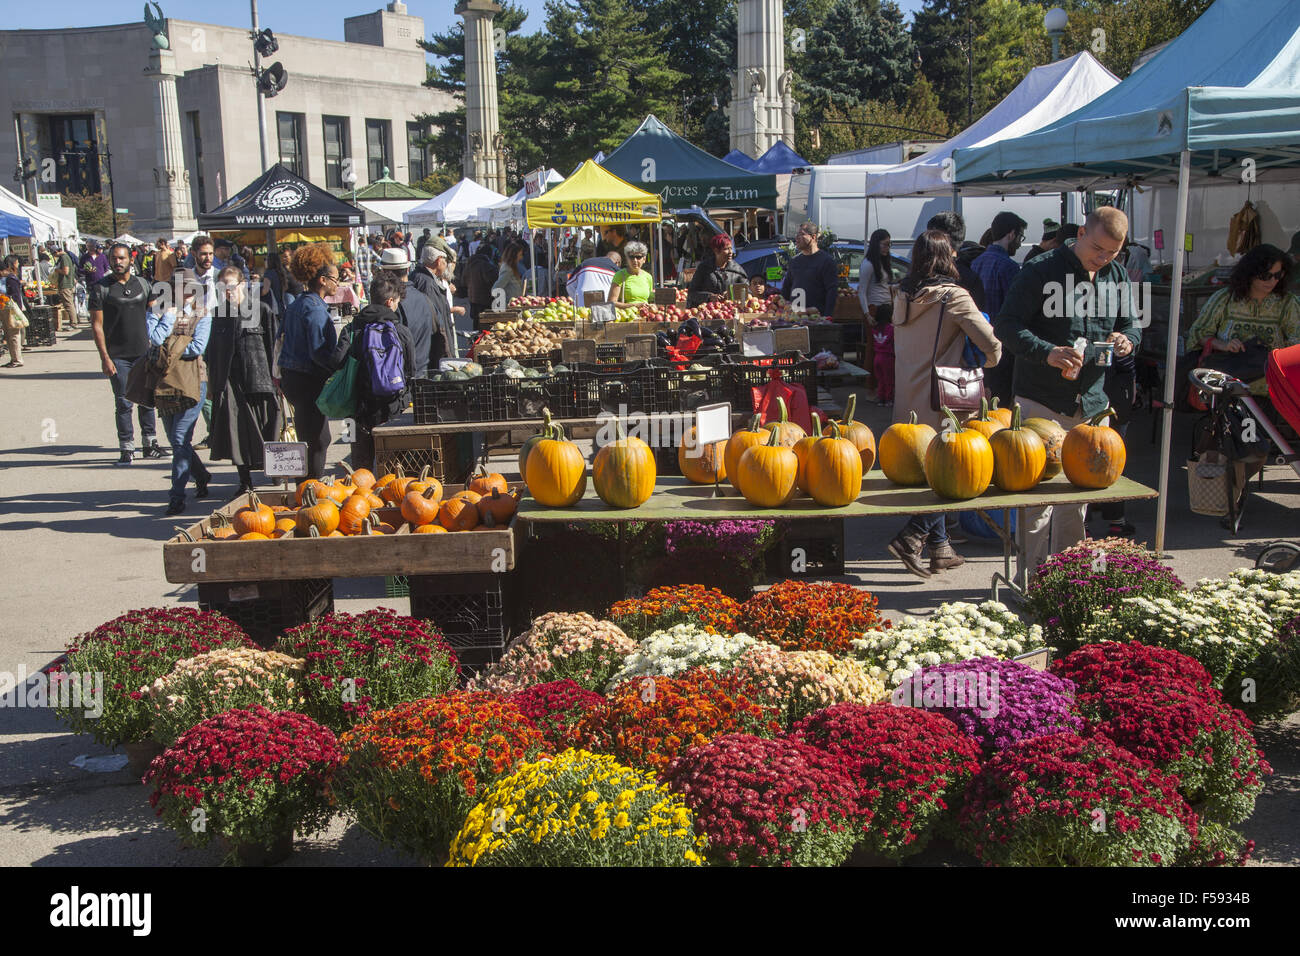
[161,381,212,506]
[108,354,157,451]
[903,512,947,546]
[280,367,332,478]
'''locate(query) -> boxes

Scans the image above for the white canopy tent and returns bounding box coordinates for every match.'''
[403,178,508,227]
[478,168,564,225]
[358,199,431,229]
[867,51,1120,199]
[0,185,78,243]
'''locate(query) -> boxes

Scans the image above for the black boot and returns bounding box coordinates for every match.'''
[888,529,932,579]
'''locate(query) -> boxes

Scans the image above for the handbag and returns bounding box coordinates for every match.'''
[316,355,359,418]
[124,355,158,407]
[4,298,29,331]
[929,297,984,413]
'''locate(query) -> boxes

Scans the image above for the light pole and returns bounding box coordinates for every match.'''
[1045,7,1068,62]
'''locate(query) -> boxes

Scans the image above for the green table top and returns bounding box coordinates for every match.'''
[517,474,1157,522]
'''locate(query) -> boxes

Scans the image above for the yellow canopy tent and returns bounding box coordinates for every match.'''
[525,160,661,228]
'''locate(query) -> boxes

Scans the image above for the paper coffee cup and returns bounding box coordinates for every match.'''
[1094,342,1114,366]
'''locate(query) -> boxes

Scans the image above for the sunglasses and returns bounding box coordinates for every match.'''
[1261,268,1284,281]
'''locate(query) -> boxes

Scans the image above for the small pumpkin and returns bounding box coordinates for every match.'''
[206,511,238,540]
[1062,407,1126,489]
[347,468,377,493]
[406,465,443,501]
[925,407,994,501]
[989,403,1047,492]
[439,494,481,531]
[986,397,1014,429]
[413,523,447,534]
[362,490,386,511]
[736,426,799,507]
[274,516,298,535]
[237,531,271,540]
[468,465,509,498]
[761,395,806,447]
[295,486,340,536]
[524,423,587,507]
[295,478,329,506]
[964,397,1006,442]
[337,494,373,535]
[806,421,863,507]
[830,394,876,472]
[402,485,443,527]
[678,426,727,485]
[724,413,769,491]
[381,465,415,505]
[879,411,936,486]
[478,487,521,524]
[518,407,555,479]
[593,423,656,509]
[1023,417,1068,480]
[370,514,398,535]
[232,492,276,537]
[793,413,824,496]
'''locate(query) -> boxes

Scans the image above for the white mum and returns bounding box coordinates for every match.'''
[605,624,774,691]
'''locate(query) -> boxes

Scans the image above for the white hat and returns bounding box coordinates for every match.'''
[377,248,411,270]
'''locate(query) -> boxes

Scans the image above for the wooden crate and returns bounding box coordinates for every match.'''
[162,485,519,583]
[373,428,473,484]
[479,310,522,327]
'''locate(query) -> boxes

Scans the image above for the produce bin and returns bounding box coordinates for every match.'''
[408,571,512,667]
[24,305,59,348]
[197,577,334,647]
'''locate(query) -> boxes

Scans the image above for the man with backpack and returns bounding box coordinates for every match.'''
[374,248,434,380]
[331,269,415,474]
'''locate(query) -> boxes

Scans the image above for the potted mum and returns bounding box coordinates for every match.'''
[469,612,636,694]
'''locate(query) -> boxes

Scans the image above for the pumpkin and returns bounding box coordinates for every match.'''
[989,403,1047,492]
[439,494,481,531]
[761,396,806,447]
[735,426,799,507]
[347,468,376,493]
[468,466,509,498]
[295,478,329,506]
[373,471,397,496]
[724,414,768,491]
[986,397,1014,429]
[830,394,876,472]
[1022,417,1068,480]
[524,423,588,507]
[518,408,555,479]
[206,511,238,540]
[274,516,298,535]
[337,494,373,535]
[232,492,276,537]
[271,505,294,515]
[793,413,824,496]
[237,531,271,540]
[806,421,863,507]
[370,514,398,535]
[879,411,936,486]
[925,407,994,500]
[1062,407,1126,489]
[362,490,386,511]
[452,489,484,505]
[407,466,444,502]
[964,397,1006,442]
[478,487,521,524]
[402,485,443,527]
[413,523,447,534]
[381,465,415,505]
[678,426,727,484]
[593,424,656,509]
[295,486,340,536]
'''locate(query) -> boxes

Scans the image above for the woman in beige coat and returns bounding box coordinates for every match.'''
[887,229,1002,578]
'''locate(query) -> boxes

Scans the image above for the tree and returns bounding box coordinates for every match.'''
[802,0,916,116]
[59,190,130,238]
[1055,0,1214,79]
[794,76,952,164]
[413,168,460,197]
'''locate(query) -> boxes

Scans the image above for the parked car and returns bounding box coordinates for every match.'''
[735,239,908,290]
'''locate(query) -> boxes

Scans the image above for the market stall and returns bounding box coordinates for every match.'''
[403,178,508,228]
[334,174,432,231]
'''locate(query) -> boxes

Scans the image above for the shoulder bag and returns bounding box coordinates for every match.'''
[929,296,985,414]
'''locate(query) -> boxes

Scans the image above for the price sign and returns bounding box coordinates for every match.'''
[654,289,677,306]
[694,402,732,447]
[766,266,783,282]
[589,302,617,325]
[1153,229,1164,251]
[1013,648,1051,671]
[262,441,309,479]
[1184,232,1194,253]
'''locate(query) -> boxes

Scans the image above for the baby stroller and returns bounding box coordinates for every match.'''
[1188,342,1300,569]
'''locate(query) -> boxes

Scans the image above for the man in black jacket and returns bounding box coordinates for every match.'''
[780,220,840,316]
[409,244,457,368]
[375,248,434,380]
[464,245,498,331]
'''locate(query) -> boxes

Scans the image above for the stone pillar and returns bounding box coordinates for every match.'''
[145,47,197,236]
[457,0,505,194]
[730,0,792,157]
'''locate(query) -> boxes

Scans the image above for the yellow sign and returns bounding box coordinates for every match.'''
[526,160,661,229]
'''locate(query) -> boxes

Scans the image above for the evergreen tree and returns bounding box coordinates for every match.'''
[801,0,916,116]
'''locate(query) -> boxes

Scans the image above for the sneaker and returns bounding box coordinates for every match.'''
[194,438,210,450]
[195,476,211,499]
[143,443,169,460]
[114,449,133,466]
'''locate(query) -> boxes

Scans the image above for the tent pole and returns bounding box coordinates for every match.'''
[1155,148,1191,556]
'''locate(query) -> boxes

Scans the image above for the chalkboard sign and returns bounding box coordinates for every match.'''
[766,266,783,282]
[589,302,617,326]
[262,441,310,479]
[654,289,677,306]
[583,290,608,307]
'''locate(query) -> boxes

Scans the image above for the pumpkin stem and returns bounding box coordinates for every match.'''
[747,413,762,432]
[941,405,962,435]
[776,395,789,423]
[212,511,232,528]
[1089,407,1117,427]
[420,465,433,481]
[552,423,568,442]
[826,420,842,440]
[301,486,318,508]
[991,396,1002,412]
[174,526,194,542]
[765,424,781,446]
[810,411,822,437]
[909,410,918,425]
[247,491,261,509]
[1010,403,1023,429]
[976,396,990,421]
[844,393,857,424]
[307,524,321,538]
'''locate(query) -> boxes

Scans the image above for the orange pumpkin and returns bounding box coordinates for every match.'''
[381,465,415,505]
[237,531,271,540]
[724,414,768,491]
[402,485,443,527]
[986,398,1014,429]
[989,403,1047,492]
[206,511,238,540]
[736,426,799,507]
[407,466,444,501]
[347,468,377,493]
[805,421,864,507]
[830,394,876,472]
[439,494,481,531]
[678,426,727,485]
[362,490,386,510]
[793,413,824,496]
[1062,407,1126,489]
[761,396,807,447]
[468,466,509,498]
[274,516,297,535]
[518,408,555,479]
[295,478,329,506]
[296,486,340,536]
[524,423,587,507]
[1023,417,1068,480]
[478,487,521,524]
[925,407,994,500]
[232,492,276,537]
[593,425,656,509]
[879,411,936,486]
[964,397,1006,442]
[412,523,447,534]
[338,493,373,535]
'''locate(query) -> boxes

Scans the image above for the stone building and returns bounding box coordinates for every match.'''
[1,2,452,237]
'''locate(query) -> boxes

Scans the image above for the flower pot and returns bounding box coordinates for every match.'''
[220,831,295,866]
[124,740,164,779]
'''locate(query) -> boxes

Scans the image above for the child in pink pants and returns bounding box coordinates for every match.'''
[872,314,895,405]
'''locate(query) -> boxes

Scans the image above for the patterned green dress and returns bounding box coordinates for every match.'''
[1185,289,1300,394]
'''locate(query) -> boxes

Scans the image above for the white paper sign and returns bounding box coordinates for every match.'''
[694,402,732,446]
[589,302,617,326]
[262,441,309,479]
[439,358,472,371]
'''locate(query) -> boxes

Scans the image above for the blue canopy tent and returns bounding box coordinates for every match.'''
[749,141,811,175]
[722,149,757,170]
[953,0,1300,553]
[0,210,32,239]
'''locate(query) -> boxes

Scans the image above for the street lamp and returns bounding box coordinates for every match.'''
[1045,7,1068,62]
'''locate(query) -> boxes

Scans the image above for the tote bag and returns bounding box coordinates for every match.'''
[316,356,359,418]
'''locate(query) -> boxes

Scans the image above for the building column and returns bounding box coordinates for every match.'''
[457,0,505,194]
[145,47,197,236]
[730,0,792,156]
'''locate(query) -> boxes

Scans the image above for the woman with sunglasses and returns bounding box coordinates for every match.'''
[1186,243,1300,396]
[608,241,654,304]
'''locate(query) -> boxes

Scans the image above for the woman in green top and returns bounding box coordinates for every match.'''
[608,241,653,303]
[1186,244,1300,394]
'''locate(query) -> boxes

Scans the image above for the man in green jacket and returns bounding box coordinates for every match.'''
[992,207,1141,573]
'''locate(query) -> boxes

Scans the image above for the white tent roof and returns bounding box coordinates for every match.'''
[0,185,77,243]
[866,51,1120,198]
[403,178,509,226]
[478,169,565,224]
[358,198,430,227]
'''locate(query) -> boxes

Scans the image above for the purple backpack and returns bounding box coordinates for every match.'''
[363,322,406,399]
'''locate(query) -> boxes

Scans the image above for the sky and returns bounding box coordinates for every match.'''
[8,0,930,53]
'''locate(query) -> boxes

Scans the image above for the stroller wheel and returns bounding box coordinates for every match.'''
[1255,542,1300,573]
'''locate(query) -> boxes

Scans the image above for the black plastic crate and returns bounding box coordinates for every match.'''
[595,342,626,362]
[476,351,560,371]
[726,354,818,412]
[675,364,728,412]
[764,519,846,579]
[484,374,552,421]
[197,578,334,647]
[408,572,511,667]
[807,323,847,355]
[24,305,58,348]
[412,377,494,424]
[569,363,660,416]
